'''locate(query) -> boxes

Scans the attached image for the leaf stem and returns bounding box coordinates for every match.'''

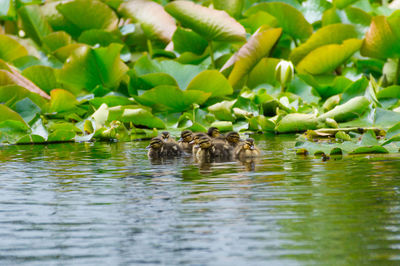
[147,39,153,58]
[395,58,400,85]
[209,41,215,69]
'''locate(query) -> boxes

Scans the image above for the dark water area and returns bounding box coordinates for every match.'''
[1,135,400,265]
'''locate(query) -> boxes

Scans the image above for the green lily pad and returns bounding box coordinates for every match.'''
[0,34,28,62]
[22,65,57,94]
[297,39,362,75]
[47,129,76,142]
[240,11,279,33]
[0,85,46,109]
[0,120,30,144]
[344,7,372,26]
[245,2,312,41]
[360,15,400,60]
[78,29,122,46]
[341,76,369,103]
[187,70,233,98]
[207,100,236,121]
[333,0,359,9]
[165,0,246,42]
[275,113,318,133]
[227,26,282,88]
[89,95,135,109]
[213,0,243,18]
[57,0,118,35]
[18,4,52,45]
[118,0,176,43]
[377,85,400,99]
[210,121,233,132]
[290,24,358,65]
[129,71,178,93]
[58,43,128,94]
[42,31,72,52]
[0,104,27,125]
[15,97,41,123]
[318,96,370,122]
[121,108,165,129]
[298,74,352,99]
[134,85,211,113]
[172,27,208,55]
[301,0,333,24]
[247,57,281,88]
[16,134,46,144]
[48,89,78,113]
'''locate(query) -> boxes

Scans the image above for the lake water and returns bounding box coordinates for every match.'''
[1,134,400,265]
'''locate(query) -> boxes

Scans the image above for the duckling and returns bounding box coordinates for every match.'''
[207,127,226,142]
[190,132,208,155]
[234,138,260,159]
[195,136,232,161]
[225,131,243,148]
[147,137,182,159]
[160,131,178,144]
[178,130,194,153]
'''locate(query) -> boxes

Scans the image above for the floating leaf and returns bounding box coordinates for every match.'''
[165,0,246,42]
[297,39,362,75]
[377,85,400,99]
[240,11,278,33]
[130,72,178,93]
[290,24,358,65]
[298,74,352,99]
[344,7,372,26]
[318,96,370,122]
[16,134,45,144]
[213,0,243,18]
[341,76,369,103]
[333,0,358,9]
[361,15,400,59]
[134,85,211,112]
[172,27,208,55]
[22,65,57,94]
[0,120,30,144]
[119,0,176,43]
[210,121,233,132]
[246,2,312,41]
[227,27,282,88]
[15,97,40,123]
[247,58,281,88]
[42,31,71,52]
[48,89,78,113]
[58,44,128,94]
[57,0,118,35]
[121,108,165,129]
[78,29,122,46]
[89,95,135,109]
[0,104,27,124]
[187,70,233,98]
[47,129,75,142]
[18,4,52,45]
[275,113,318,133]
[207,100,236,121]
[0,34,28,62]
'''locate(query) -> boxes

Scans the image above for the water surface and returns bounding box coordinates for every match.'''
[1,135,400,265]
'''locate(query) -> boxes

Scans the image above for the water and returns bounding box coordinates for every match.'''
[1,135,400,265]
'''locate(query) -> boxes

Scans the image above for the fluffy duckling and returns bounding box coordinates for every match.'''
[195,136,232,161]
[160,131,178,144]
[147,137,182,159]
[225,131,243,148]
[207,127,226,142]
[234,138,260,159]
[178,130,194,153]
[190,132,208,155]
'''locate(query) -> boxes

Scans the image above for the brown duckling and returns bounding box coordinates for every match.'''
[207,127,226,142]
[190,132,208,155]
[234,138,260,159]
[160,131,178,144]
[195,136,232,161]
[178,130,194,153]
[147,137,182,159]
[225,131,243,148]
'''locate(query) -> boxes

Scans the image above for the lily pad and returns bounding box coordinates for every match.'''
[165,0,246,42]
[245,2,312,41]
[22,65,57,94]
[78,29,122,47]
[318,96,370,122]
[213,0,244,18]
[290,24,358,65]
[0,34,28,62]
[134,85,211,113]
[186,70,233,98]
[18,4,52,45]
[275,113,318,133]
[42,31,72,52]
[172,27,208,55]
[297,39,362,75]
[48,89,78,113]
[0,120,30,144]
[0,104,27,124]
[15,97,41,123]
[16,134,46,144]
[119,0,176,43]
[121,108,165,129]
[58,44,129,94]
[207,100,236,121]
[227,26,282,88]
[47,129,76,142]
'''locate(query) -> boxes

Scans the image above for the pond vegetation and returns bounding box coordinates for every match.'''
[0,0,400,158]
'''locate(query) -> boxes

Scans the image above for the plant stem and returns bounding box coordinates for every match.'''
[209,41,215,69]
[395,58,400,85]
[147,39,153,58]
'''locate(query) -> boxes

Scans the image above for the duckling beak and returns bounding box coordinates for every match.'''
[179,137,183,141]
[189,140,195,144]
[194,144,199,148]
[146,144,151,149]
[250,145,255,150]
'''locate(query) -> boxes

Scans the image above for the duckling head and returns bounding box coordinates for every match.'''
[146,137,164,150]
[196,136,213,149]
[244,138,256,150]
[226,131,240,145]
[160,131,170,141]
[207,127,220,138]
[180,130,193,142]
[189,132,207,145]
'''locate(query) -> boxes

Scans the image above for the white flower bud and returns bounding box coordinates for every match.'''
[275,60,294,86]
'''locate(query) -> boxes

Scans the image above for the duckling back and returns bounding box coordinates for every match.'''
[234,138,260,159]
[161,142,182,157]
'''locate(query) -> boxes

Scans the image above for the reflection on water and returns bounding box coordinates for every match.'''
[1,135,400,265]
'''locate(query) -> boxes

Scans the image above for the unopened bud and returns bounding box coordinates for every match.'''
[275,60,294,86]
